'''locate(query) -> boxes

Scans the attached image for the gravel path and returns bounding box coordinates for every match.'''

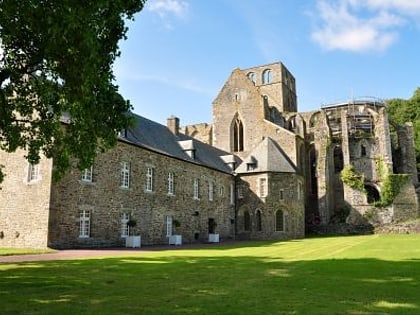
[0,241,239,263]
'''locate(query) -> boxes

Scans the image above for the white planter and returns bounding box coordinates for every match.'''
[169,234,182,245]
[126,236,141,248]
[208,233,219,243]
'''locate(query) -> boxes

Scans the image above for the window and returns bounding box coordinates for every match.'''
[361,144,367,157]
[121,213,130,238]
[208,181,214,201]
[275,210,284,232]
[230,183,235,205]
[166,215,173,237]
[256,209,262,231]
[247,72,256,84]
[334,145,344,173]
[167,172,174,195]
[79,210,90,238]
[259,178,267,198]
[120,162,130,188]
[262,69,273,84]
[279,189,284,201]
[27,163,39,182]
[237,183,244,199]
[297,182,303,200]
[118,129,128,138]
[146,167,154,192]
[193,178,200,200]
[233,117,244,152]
[81,166,93,182]
[244,210,251,231]
[247,163,256,171]
[219,185,224,197]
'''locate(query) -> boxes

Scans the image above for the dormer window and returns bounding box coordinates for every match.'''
[245,156,257,171]
[178,140,196,159]
[247,163,256,171]
[118,129,128,138]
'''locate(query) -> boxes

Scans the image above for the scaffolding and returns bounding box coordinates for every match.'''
[322,97,384,139]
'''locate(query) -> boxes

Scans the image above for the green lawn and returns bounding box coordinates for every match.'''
[1,234,420,314]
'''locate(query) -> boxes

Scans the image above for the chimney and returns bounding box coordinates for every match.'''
[167,115,179,135]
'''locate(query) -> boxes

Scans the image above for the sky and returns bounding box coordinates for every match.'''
[113,0,420,126]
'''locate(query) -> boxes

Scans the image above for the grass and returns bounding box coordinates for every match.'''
[1,234,420,314]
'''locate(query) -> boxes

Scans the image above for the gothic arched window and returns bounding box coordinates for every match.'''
[244,210,251,231]
[275,210,284,232]
[233,118,244,152]
[247,72,256,84]
[256,209,262,231]
[262,69,272,84]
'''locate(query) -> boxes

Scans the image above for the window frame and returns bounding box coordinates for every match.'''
[208,181,214,201]
[121,212,130,238]
[81,166,93,183]
[146,167,154,192]
[262,69,273,84]
[167,172,175,195]
[120,161,130,189]
[79,210,91,238]
[27,163,39,183]
[193,178,200,200]
[166,215,173,237]
[275,210,285,232]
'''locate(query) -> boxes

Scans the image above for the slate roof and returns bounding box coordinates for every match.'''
[118,112,234,174]
[235,137,296,174]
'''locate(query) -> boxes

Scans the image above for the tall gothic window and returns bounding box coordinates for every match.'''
[233,118,244,152]
[256,209,262,231]
[275,210,284,232]
[244,210,251,231]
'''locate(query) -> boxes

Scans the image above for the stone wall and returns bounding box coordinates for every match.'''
[0,149,52,248]
[180,123,213,146]
[236,173,305,240]
[48,141,235,248]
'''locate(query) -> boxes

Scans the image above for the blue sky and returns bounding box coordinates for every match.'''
[113,0,420,126]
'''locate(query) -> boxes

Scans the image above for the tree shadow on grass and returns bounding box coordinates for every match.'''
[1,254,419,315]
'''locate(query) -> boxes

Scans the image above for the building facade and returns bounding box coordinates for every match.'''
[0,61,418,248]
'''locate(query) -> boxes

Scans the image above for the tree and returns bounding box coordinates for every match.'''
[386,88,420,173]
[0,0,146,182]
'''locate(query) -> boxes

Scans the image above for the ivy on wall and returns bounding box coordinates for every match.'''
[340,164,365,192]
[375,158,410,207]
[375,174,409,207]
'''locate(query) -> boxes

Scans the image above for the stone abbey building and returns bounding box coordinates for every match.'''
[0,62,418,248]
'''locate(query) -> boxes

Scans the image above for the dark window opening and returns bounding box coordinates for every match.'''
[256,210,262,231]
[361,144,367,157]
[244,211,251,231]
[334,145,344,173]
[233,118,244,152]
[365,185,380,204]
[275,210,284,232]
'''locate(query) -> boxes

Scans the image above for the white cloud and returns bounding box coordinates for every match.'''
[147,0,189,29]
[351,0,420,15]
[311,0,418,52]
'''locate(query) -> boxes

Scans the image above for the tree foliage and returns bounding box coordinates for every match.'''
[0,0,146,181]
[386,88,420,172]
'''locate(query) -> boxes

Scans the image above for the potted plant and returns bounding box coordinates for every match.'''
[125,218,141,248]
[169,219,182,245]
